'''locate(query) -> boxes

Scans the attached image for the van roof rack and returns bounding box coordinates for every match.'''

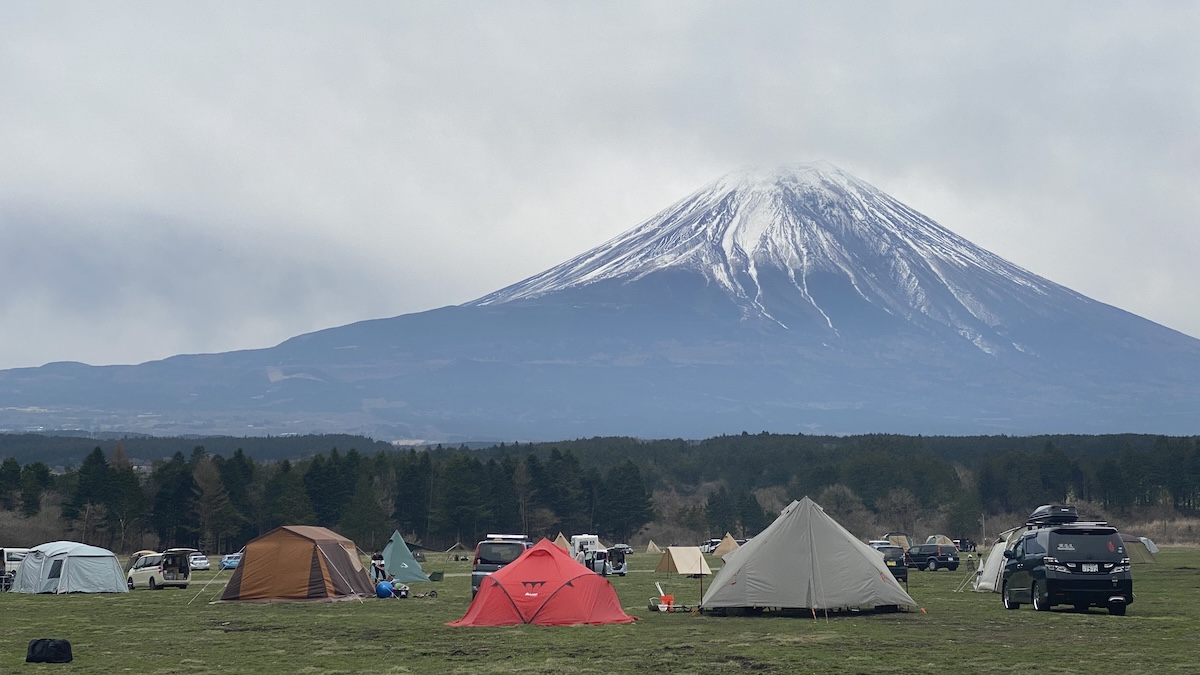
[483,534,529,540]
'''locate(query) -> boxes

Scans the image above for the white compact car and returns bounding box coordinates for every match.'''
[189,552,210,571]
[127,548,192,589]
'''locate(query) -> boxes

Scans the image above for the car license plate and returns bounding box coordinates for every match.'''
[1083,563,1098,572]
[886,560,896,567]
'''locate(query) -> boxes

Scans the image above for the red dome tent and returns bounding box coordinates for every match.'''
[448,539,636,627]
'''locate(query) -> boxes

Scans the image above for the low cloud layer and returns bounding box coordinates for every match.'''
[1,2,1196,369]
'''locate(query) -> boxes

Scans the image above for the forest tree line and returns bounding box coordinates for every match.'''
[0,432,1196,554]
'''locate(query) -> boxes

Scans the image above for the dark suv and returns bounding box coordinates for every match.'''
[906,544,960,571]
[874,545,909,583]
[1001,508,1132,615]
[470,534,531,597]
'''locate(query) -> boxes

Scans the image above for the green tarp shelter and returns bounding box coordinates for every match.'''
[383,530,431,583]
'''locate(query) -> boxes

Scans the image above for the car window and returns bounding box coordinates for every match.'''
[476,542,524,565]
[1025,538,1046,555]
[1048,531,1125,560]
[1013,538,1025,558]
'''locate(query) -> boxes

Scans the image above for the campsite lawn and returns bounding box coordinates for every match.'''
[4,547,1199,674]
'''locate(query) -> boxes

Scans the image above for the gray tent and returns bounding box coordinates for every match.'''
[382,530,430,583]
[10,541,128,594]
[973,526,1029,593]
[702,497,917,611]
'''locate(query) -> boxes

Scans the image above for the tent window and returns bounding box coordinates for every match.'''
[48,560,64,579]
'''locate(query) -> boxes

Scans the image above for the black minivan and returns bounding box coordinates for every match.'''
[1001,506,1133,615]
[470,534,532,597]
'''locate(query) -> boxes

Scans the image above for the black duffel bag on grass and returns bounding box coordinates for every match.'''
[26,638,73,663]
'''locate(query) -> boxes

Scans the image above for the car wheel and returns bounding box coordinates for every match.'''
[927,558,938,572]
[180,585,188,590]
[1032,580,1049,611]
[127,578,134,590]
[1109,602,1127,616]
[149,578,157,590]
[1002,582,1020,610]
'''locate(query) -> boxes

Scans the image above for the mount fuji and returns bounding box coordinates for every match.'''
[2,163,1198,441]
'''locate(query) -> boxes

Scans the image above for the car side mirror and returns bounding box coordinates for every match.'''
[1002,550,1014,559]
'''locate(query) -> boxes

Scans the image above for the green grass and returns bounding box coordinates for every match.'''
[4,548,1199,674]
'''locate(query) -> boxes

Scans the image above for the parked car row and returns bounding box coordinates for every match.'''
[116,549,245,590]
[868,540,960,572]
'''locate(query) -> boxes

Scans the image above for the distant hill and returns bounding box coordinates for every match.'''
[1,163,1197,440]
[0,433,393,467]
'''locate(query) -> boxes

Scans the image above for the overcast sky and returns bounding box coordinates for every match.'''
[1,2,1197,370]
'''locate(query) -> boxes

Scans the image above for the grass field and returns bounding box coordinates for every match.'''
[4,547,1199,674]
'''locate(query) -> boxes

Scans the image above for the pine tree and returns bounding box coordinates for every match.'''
[266,460,317,528]
[337,473,390,550]
[599,460,655,543]
[193,455,238,553]
[0,457,20,510]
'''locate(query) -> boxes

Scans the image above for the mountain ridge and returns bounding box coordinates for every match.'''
[1,163,1198,441]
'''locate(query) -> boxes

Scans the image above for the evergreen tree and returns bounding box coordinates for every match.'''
[0,457,21,510]
[67,447,114,544]
[107,464,146,552]
[338,473,390,550]
[19,461,52,517]
[193,455,238,553]
[429,454,487,543]
[393,451,433,541]
[151,452,197,547]
[705,487,738,536]
[599,460,655,542]
[266,460,317,529]
[735,489,770,536]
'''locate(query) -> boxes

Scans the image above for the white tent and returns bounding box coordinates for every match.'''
[11,541,128,594]
[702,497,917,611]
[973,526,1028,593]
[645,540,662,554]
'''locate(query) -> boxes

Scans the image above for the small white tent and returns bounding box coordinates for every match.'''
[11,541,128,594]
[702,497,916,611]
[973,526,1028,593]
[645,540,662,554]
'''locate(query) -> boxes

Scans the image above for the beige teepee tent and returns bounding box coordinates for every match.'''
[646,540,662,554]
[552,532,571,553]
[712,533,740,557]
[702,497,917,611]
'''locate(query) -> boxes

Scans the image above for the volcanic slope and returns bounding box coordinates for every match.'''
[1,162,1197,440]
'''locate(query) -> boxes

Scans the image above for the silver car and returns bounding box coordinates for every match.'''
[189,552,210,571]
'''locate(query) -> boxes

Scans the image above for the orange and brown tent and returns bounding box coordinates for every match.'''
[220,525,374,602]
[449,539,636,626]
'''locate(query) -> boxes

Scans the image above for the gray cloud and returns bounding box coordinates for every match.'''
[1,2,1196,368]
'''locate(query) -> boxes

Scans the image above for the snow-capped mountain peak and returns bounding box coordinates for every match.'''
[470,162,1069,352]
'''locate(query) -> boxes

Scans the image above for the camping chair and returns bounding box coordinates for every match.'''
[648,581,692,613]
